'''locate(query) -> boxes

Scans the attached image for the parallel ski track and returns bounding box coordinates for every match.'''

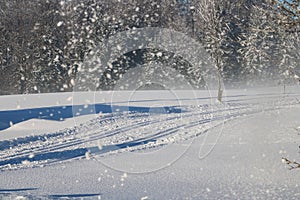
[0,104,247,162]
[0,94,299,170]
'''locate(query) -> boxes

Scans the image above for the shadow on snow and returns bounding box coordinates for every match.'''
[0,103,183,131]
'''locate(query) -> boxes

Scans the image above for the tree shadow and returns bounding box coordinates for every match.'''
[0,188,37,193]
[48,193,101,199]
[0,133,159,168]
[0,103,184,131]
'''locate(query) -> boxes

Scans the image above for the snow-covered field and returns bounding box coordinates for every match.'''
[0,86,300,199]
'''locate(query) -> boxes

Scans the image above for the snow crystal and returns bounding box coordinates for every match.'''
[156,52,163,57]
[22,160,31,165]
[67,96,73,102]
[98,142,103,150]
[57,21,63,27]
[121,173,128,181]
[106,74,112,79]
[28,153,35,159]
[85,151,91,160]
[70,79,75,86]
[54,55,60,62]
[15,196,26,200]
[116,45,122,51]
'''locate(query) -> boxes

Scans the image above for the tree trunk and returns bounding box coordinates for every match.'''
[217,72,223,102]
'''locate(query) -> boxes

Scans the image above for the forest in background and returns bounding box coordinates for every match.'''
[0,0,299,94]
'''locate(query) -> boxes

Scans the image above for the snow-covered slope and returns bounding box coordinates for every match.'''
[0,86,299,199]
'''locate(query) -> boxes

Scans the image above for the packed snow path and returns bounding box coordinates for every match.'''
[0,92,299,171]
[0,89,300,199]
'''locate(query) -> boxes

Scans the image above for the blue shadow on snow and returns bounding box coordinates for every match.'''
[48,193,101,199]
[0,139,156,167]
[0,188,37,193]
[0,104,183,131]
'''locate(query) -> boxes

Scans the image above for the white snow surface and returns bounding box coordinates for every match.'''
[0,86,300,199]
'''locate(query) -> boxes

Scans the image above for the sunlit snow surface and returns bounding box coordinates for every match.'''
[0,86,300,199]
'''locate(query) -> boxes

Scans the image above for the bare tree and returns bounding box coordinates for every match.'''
[193,0,243,101]
[0,0,71,94]
[241,0,300,87]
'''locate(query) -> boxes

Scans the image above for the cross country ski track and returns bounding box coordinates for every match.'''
[0,93,299,171]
